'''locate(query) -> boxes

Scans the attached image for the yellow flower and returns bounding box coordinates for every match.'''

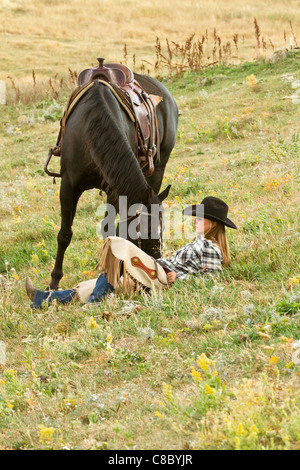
[288,276,300,285]
[89,316,98,329]
[7,403,14,409]
[237,423,245,436]
[162,382,173,401]
[246,74,258,87]
[196,353,211,372]
[281,336,292,343]
[234,436,241,449]
[38,425,55,442]
[249,424,259,436]
[204,384,214,395]
[285,362,294,369]
[269,356,279,365]
[191,367,202,382]
[0,380,5,386]
[155,411,164,418]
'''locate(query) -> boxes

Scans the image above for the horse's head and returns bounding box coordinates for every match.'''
[118,185,171,259]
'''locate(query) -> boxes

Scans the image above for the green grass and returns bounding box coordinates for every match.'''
[0,52,300,450]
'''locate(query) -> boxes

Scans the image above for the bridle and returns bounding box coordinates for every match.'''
[119,203,163,252]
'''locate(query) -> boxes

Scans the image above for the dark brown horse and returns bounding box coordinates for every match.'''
[49,73,178,290]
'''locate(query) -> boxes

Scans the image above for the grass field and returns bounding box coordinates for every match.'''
[0,0,300,451]
[1,0,300,85]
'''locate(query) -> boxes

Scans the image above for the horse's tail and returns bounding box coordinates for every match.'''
[85,80,151,207]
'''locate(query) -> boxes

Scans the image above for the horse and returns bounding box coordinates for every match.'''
[49,72,178,290]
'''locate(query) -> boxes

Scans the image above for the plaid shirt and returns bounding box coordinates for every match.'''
[158,236,223,279]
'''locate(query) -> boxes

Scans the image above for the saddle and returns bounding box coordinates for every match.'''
[45,58,162,181]
[77,58,134,88]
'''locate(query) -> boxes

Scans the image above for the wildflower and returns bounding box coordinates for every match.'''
[243,304,255,315]
[11,270,20,281]
[246,74,258,87]
[120,392,129,403]
[196,353,211,372]
[285,362,294,369]
[89,316,98,329]
[249,424,259,437]
[155,411,164,418]
[38,425,55,443]
[237,423,245,436]
[281,336,292,343]
[106,334,114,353]
[288,276,300,286]
[269,356,279,365]
[204,384,214,395]
[162,382,173,401]
[234,436,241,449]
[191,367,202,382]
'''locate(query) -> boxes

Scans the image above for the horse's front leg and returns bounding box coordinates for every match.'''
[50,180,81,289]
[100,194,117,239]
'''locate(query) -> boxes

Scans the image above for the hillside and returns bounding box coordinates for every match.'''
[0,50,300,450]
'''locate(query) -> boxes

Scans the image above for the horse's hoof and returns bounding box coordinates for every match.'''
[48,284,58,291]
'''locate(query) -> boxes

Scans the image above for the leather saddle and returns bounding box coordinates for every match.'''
[45,58,162,181]
[77,58,134,88]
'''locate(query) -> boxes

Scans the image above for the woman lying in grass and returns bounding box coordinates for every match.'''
[25,196,237,308]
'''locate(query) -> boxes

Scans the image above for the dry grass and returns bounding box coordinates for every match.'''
[1,0,299,105]
[1,0,299,81]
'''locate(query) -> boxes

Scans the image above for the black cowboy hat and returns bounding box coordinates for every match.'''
[182,196,237,229]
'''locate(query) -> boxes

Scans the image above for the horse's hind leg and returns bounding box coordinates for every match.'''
[50,180,82,290]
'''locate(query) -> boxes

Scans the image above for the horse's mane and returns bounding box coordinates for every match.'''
[84,80,150,208]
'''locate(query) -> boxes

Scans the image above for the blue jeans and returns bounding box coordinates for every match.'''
[32,274,114,308]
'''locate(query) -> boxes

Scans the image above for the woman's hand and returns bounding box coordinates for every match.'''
[167,271,177,283]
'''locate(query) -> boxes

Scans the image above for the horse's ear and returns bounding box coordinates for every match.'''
[157,184,171,202]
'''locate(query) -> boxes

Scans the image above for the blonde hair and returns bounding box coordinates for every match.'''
[204,221,230,266]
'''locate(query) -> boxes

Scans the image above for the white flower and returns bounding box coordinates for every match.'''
[243,304,255,315]
[137,327,155,339]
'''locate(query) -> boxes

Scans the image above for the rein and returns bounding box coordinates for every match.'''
[119,203,163,251]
